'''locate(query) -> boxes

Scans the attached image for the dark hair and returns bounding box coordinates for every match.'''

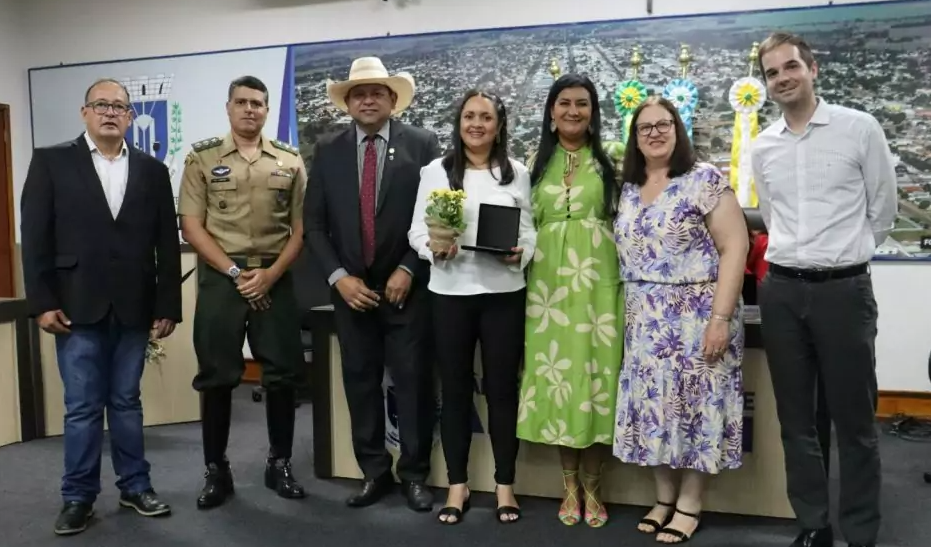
[442,89,515,191]
[228,75,269,106]
[757,31,816,80]
[84,78,131,104]
[620,96,697,186]
[530,73,618,218]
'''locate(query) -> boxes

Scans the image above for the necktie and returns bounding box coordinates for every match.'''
[360,136,378,267]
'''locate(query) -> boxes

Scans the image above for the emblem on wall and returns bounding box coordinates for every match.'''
[119,74,184,176]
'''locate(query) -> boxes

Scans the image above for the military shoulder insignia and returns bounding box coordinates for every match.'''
[191,137,223,153]
[271,140,299,156]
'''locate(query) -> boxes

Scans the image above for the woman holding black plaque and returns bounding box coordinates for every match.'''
[408,89,537,525]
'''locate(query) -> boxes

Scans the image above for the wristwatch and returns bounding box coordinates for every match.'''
[227,265,242,280]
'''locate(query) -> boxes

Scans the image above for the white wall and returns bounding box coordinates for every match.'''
[5,0,930,392]
[0,0,29,198]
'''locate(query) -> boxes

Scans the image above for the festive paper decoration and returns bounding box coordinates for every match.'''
[662,78,698,138]
[614,46,646,143]
[728,42,767,208]
[662,45,698,141]
[728,76,766,207]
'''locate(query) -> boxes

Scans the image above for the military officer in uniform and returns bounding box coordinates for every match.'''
[178,75,308,509]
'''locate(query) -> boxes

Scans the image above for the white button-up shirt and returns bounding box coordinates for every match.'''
[751,98,898,269]
[84,131,129,219]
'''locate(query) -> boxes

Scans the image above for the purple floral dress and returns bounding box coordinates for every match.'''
[611,162,744,474]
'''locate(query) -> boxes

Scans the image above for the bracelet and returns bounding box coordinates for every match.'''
[711,314,731,322]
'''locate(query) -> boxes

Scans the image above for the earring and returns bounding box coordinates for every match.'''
[550,120,557,133]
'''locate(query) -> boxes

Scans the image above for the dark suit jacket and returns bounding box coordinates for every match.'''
[304,121,442,292]
[19,134,182,328]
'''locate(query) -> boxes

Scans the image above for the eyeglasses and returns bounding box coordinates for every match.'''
[86,101,130,116]
[635,119,674,137]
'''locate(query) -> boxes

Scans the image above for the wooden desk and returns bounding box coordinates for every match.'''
[38,250,202,436]
[308,300,795,519]
[0,298,44,448]
[5,246,203,441]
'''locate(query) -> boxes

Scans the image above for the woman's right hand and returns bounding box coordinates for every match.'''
[433,243,458,261]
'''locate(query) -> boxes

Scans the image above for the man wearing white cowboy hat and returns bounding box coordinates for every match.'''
[304,56,442,512]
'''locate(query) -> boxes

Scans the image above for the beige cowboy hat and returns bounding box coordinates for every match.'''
[326,56,416,115]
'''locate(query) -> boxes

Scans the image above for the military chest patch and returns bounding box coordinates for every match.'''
[211,166,231,177]
[271,169,292,178]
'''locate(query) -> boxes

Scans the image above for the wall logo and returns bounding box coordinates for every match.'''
[120,74,184,175]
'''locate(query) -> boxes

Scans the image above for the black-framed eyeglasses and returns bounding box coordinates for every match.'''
[86,101,130,116]
[636,119,674,137]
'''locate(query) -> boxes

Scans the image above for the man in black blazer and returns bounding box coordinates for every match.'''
[20,78,182,536]
[304,57,441,512]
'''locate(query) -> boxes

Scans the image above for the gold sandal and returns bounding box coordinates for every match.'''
[558,470,581,526]
[582,470,608,528]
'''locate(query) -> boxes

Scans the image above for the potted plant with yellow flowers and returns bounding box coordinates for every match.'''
[424,188,467,254]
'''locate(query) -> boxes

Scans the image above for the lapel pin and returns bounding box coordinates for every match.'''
[277,160,283,167]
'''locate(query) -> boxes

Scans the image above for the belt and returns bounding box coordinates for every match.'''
[769,263,867,282]
[229,255,278,268]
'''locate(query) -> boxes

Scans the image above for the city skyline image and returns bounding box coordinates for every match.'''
[292,0,931,260]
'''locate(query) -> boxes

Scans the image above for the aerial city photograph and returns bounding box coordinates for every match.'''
[292,1,931,260]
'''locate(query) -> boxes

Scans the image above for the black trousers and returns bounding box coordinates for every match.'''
[759,268,881,545]
[192,258,305,464]
[433,289,525,485]
[331,284,435,483]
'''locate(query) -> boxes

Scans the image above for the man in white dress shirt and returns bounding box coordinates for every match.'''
[20,78,181,535]
[751,32,897,547]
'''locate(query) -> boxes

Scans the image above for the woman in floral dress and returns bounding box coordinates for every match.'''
[516,74,624,528]
[612,96,749,544]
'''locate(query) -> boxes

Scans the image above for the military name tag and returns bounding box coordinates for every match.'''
[210,177,231,183]
[271,169,292,178]
[211,166,232,177]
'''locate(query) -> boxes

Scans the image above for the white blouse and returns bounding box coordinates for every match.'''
[408,157,537,296]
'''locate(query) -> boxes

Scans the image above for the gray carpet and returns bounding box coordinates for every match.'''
[0,387,927,546]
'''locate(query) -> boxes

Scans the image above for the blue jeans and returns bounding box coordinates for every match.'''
[56,312,152,503]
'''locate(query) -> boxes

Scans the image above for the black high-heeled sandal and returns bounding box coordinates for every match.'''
[656,508,702,544]
[638,500,675,534]
[437,489,471,525]
[494,485,521,524]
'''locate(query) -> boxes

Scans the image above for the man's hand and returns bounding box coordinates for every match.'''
[151,319,176,339]
[235,275,273,311]
[237,268,277,300]
[37,310,71,334]
[385,268,412,307]
[335,276,380,311]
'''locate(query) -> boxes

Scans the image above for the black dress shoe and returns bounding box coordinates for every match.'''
[346,474,393,507]
[264,457,306,499]
[119,489,171,517]
[197,462,235,510]
[791,527,834,547]
[401,480,433,512]
[54,501,94,535]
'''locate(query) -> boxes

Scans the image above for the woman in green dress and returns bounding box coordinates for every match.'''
[516,74,624,528]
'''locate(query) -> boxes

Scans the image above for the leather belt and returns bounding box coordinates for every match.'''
[229,255,277,268]
[769,263,867,282]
